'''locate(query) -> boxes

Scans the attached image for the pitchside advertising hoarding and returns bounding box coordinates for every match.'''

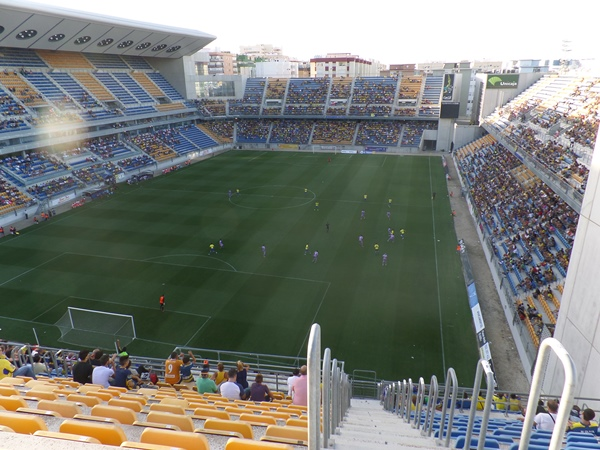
[486,74,519,89]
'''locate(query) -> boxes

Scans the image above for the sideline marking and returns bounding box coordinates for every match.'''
[297,282,331,357]
[0,253,65,287]
[145,254,238,272]
[429,157,447,375]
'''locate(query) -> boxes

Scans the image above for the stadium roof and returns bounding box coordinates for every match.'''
[0,0,215,59]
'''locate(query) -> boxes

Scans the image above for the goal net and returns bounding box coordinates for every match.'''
[55,307,136,350]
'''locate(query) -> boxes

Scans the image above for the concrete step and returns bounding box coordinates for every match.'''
[330,399,440,450]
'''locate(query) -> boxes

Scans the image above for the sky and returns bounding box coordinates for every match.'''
[28,0,599,66]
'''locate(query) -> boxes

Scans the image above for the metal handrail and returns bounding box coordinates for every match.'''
[519,338,577,450]
[436,367,458,448]
[463,359,495,450]
[307,323,321,450]
[421,375,439,437]
[322,347,331,448]
[412,377,425,429]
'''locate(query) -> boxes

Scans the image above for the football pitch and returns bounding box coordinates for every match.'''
[0,151,479,383]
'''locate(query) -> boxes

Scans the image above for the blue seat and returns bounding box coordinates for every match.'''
[509,443,548,450]
[455,436,500,450]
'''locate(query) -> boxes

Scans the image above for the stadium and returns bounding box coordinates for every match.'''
[0,0,599,449]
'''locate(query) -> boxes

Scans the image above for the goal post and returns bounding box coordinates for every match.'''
[55,307,136,349]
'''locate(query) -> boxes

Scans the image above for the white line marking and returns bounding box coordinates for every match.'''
[249,151,267,162]
[32,297,69,322]
[145,254,238,272]
[429,157,447,375]
[297,282,331,357]
[0,253,65,287]
[184,317,212,347]
[381,156,387,167]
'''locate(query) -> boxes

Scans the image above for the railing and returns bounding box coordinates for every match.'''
[519,338,576,450]
[463,359,495,450]
[436,368,459,448]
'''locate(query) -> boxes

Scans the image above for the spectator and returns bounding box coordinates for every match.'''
[534,400,559,431]
[212,362,227,386]
[569,408,599,433]
[113,355,141,389]
[196,364,218,394]
[219,368,245,400]
[72,350,93,384]
[179,351,197,386]
[31,353,50,377]
[287,368,300,398]
[89,349,103,366]
[164,352,183,385]
[292,365,308,406]
[92,354,117,388]
[236,360,250,390]
[250,373,274,402]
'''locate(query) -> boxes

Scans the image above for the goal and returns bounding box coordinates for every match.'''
[55,307,136,350]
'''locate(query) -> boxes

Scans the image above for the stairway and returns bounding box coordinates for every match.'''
[331,399,439,450]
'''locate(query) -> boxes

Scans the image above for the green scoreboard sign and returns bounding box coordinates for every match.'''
[486,74,519,89]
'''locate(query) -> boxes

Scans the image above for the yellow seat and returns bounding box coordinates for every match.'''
[0,386,18,396]
[33,430,101,444]
[77,384,103,393]
[0,411,48,434]
[193,407,231,420]
[0,425,14,432]
[160,397,189,408]
[98,388,122,397]
[25,390,59,401]
[120,394,148,405]
[0,396,27,411]
[203,418,254,439]
[67,393,101,407]
[37,400,82,418]
[260,411,294,420]
[146,411,194,432]
[225,439,294,450]
[149,403,186,415]
[121,442,186,450]
[56,380,80,388]
[84,391,113,402]
[261,425,308,445]
[0,378,24,386]
[91,404,137,425]
[140,427,209,450]
[60,419,127,446]
[240,413,277,426]
[109,398,144,412]
[224,406,248,416]
[245,405,272,412]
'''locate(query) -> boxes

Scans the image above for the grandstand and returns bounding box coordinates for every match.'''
[1,1,600,449]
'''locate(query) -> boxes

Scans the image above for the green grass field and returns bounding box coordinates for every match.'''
[0,151,479,383]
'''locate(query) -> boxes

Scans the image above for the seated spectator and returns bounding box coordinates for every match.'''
[292,365,308,406]
[31,353,50,377]
[92,353,117,388]
[212,362,227,386]
[179,351,197,386]
[196,363,218,394]
[249,373,274,402]
[568,408,599,433]
[113,355,141,389]
[533,400,559,431]
[219,368,246,400]
[236,360,250,390]
[72,350,93,384]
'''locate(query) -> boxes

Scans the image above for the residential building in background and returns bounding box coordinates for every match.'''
[310,53,380,77]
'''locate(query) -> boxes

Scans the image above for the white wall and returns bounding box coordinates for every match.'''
[545,131,600,406]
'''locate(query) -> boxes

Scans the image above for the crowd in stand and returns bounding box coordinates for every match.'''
[196,99,226,116]
[457,142,577,293]
[242,80,266,103]
[117,155,154,171]
[355,122,401,146]
[0,179,29,207]
[201,121,234,142]
[1,150,69,179]
[129,132,178,161]
[351,78,398,104]
[265,79,287,99]
[83,136,129,160]
[401,122,437,147]
[312,121,356,144]
[228,100,260,116]
[270,120,313,144]
[349,105,392,116]
[286,79,329,104]
[73,162,123,185]
[236,120,271,142]
[27,175,81,198]
[329,79,352,99]
[284,104,326,115]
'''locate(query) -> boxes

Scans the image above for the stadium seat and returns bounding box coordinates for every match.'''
[77,384,103,393]
[84,391,113,402]
[0,386,18,396]
[121,442,186,450]
[33,430,102,444]
[91,404,137,425]
[203,418,254,439]
[0,411,48,434]
[0,396,27,411]
[36,399,82,418]
[455,436,500,449]
[140,427,209,450]
[160,397,189,408]
[149,403,187,415]
[0,378,24,386]
[225,406,250,416]
[67,393,101,407]
[260,411,295,420]
[25,390,60,401]
[59,419,127,446]
[146,411,195,432]
[98,388,122,397]
[225,439,294,450]
[244,405,273,412]
[193,407,231,420]
[240,413,277,427]
[261,425,308,445]
[109,398,144,412]
[119,394,148,405]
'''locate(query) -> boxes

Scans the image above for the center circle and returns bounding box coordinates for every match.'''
[230,185,316,210]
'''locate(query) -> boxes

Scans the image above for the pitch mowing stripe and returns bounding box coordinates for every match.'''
[429,157,446,376]
[0,252,65,287]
